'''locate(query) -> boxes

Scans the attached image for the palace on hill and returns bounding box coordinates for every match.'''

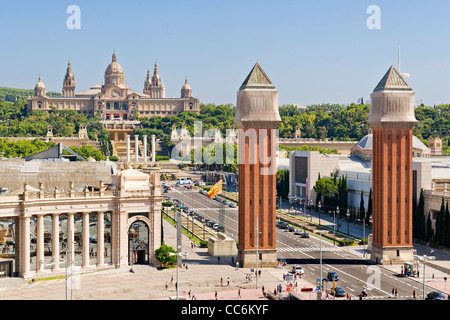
[27,51,200,120]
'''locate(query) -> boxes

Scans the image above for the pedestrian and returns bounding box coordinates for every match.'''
[227,277,230,287]
[395,288,398,297]
[231,256,234,265]
[220,277,223,287]
[165,281,168,290]
[258,269,261,277]
[218,256,221,264]
[413,290,416,300]
[262,285,265,296]
[238,289,241,298]
[215,291,218,300]
[171,275,174,283]
[188,290,191,299]
[192,291,197,300]
[391,288,395,298]
[432,274,435,281]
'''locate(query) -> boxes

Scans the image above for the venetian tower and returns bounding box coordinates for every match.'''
[234,63,281,267]
[368,65,417,264]
[62,60,76,97]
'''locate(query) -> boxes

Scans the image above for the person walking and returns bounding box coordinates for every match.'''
[215,291,218,300]
[413,290,416,300]
[238,289,241,298]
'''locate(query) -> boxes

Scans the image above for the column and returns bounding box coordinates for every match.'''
[151,134,156,162]
[19,216,31,278]
[36,215,44,272]
[67,213,74,267]
[97,212,105,266]
[126,134,131,163]
[52,214,60,271]
[143,135,148,162]
[135,134,139,163]
[82,212,90,269]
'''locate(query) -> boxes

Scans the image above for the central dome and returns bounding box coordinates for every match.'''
[104,50,125,87]
[105,51,124,76]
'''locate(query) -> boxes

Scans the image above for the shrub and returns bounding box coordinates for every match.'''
[109,155,119,162]
[339,239,355,246]
[199,240,208,248]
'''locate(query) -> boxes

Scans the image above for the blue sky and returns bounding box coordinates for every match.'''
[1,0,450,106]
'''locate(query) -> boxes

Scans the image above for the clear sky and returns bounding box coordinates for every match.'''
[1,0,450,106]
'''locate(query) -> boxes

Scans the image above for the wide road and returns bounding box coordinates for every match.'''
[168,184,437,300]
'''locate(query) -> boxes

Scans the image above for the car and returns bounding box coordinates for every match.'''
[89,236,97,244]
[229,202,237,208]
[213,223,219,231]
[300,232,310,238]
[276,221,288,229]
[291,265,304,275]
[288,225,295,232]
[426,291,447,300]
[331,287,346,297]
[166,186,172,190]
[327,272,339,281]
[294,229,302,235]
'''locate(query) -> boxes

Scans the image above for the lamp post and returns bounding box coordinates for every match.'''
[309,199,313,221]
[414,254,436,300]
[318,201,321,226]
[169,251,188,300]
[346,209,350,235]
[336,206,340,231]
[314,230,326,300]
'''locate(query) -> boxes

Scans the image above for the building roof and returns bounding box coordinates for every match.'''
[354,132,429,151]
[239,62,275,90]
[373,65,412,93]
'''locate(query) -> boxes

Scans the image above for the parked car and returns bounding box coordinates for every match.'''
[291,265,304,275]
[213,224,219,231]
[288,225,295,232]
[229,202,237,208]
[276,221,288,229]
[327,272,339,281]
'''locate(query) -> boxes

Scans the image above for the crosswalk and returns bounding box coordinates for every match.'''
[277,246,342,253]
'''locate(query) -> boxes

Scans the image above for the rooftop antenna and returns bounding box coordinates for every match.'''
[398,44,410,78]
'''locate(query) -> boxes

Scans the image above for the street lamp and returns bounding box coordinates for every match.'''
[318,201,321,226]
[169,251,188,300]
[414,254,436,300]
[346,209,350,235]
[309,199,313,221]
[314,230,326,300]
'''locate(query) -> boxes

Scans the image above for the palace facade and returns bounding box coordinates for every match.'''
[27,51,200,120]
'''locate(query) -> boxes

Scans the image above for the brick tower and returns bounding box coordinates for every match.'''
[368,65,417,264]
[234,63,281,267]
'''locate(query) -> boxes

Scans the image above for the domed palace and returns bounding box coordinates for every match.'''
[27,51,200,120]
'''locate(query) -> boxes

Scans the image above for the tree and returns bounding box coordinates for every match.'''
[154,242,177,267]
[426,212,433,243]
[443,201,450,247]
[435,197,445,245]
[359,189,365,221]
[367,187,373,225]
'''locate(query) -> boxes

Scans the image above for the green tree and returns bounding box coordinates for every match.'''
[154,242,177,267]
[426,212,433,243]
[359,189,365,221]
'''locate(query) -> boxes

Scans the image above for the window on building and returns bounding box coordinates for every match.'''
[106,102,110,110]
[114,102,119,110]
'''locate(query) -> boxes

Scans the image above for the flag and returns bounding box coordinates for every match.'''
[207,180,222,199]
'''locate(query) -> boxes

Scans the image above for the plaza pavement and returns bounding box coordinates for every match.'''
[0,219,449,300]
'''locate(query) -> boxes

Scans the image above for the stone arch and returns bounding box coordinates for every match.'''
[127,215,153,265]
